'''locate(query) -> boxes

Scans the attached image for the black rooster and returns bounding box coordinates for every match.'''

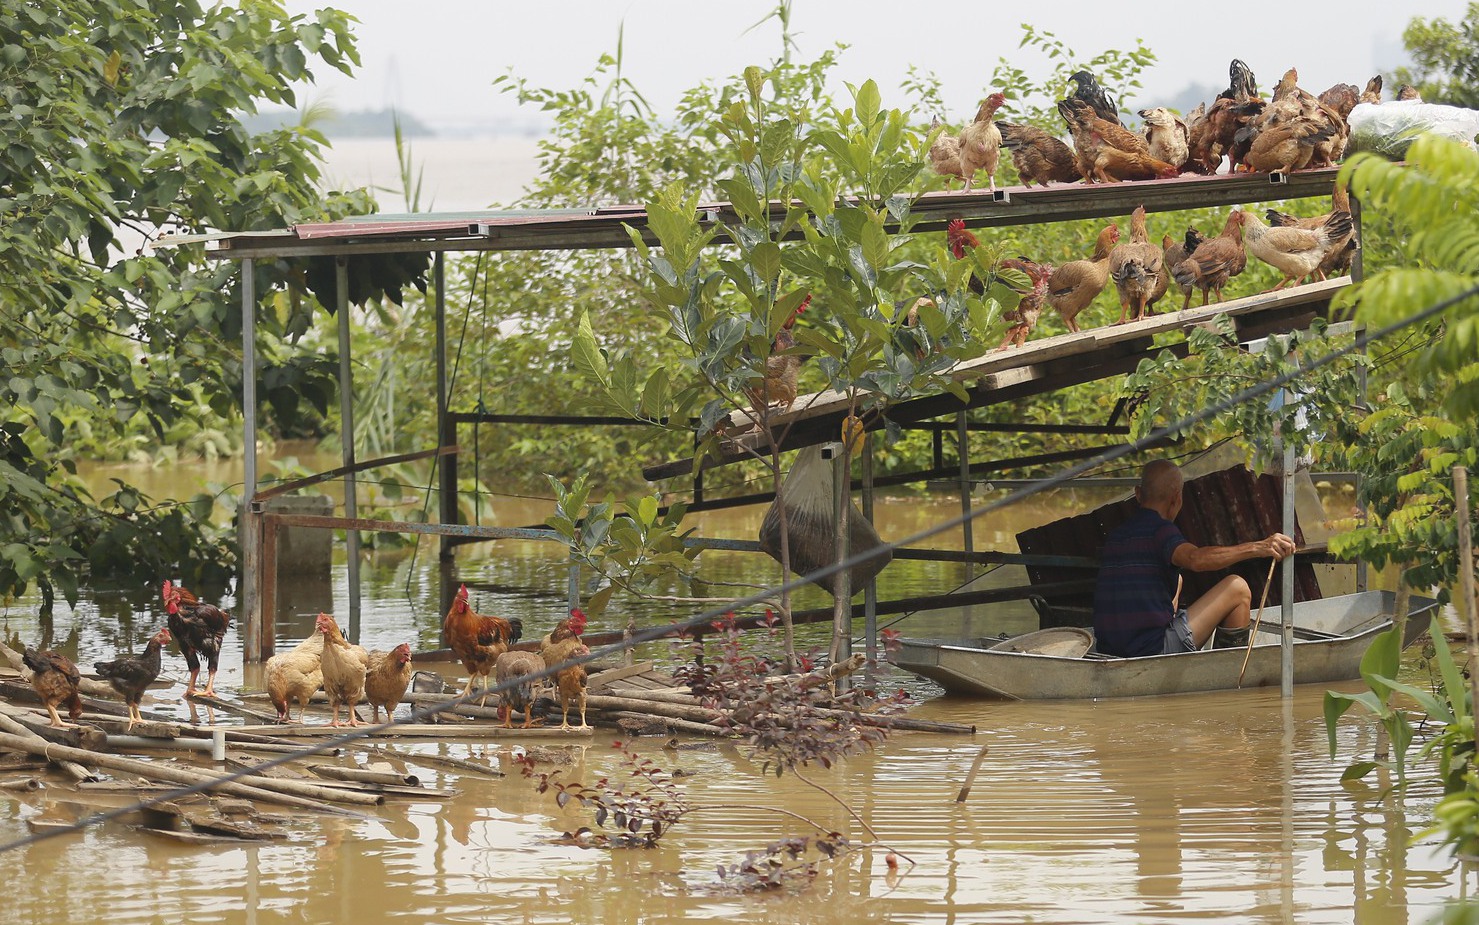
[162,580,231,697]
[94,627,172,729]
[1217,59,1259,102]
[1068,70,1120,125]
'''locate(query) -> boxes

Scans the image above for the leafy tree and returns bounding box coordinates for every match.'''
[1392,2,1479,108]
[0,0,371,607]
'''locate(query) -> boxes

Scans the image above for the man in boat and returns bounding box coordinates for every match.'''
[1091,460,1297,657]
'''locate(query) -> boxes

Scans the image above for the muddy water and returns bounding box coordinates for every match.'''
[0,461,1465,922]
[0,687,1464,923]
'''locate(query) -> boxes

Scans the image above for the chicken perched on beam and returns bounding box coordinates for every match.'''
[316,612,369,727]
[539,608,590,730]
[959,93,1006,193]
[998,121,1081,187]
[995,257,1054,350]
[1046,224,1119,333]
[927,117,968,188]
[443,583,522,706]
[746,295,809,415]
[1266,184,1355,279]
[1171,210,1246,308]
[265,626,323,724]
[493,649,547,729]
[1068,70,1120,125]
[161,580,231,698]
[363,643,414,724]
[1139,108,1188,171]
[1057,99,1152,183]
[1108,206,1165,325]
[1242,208,1354,292]
[23,647,83,728]
[93,627,171,730]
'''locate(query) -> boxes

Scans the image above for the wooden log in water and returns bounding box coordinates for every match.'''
[74,713,181,738]
[0,711,96,782]
[308,763,420,787]
[0,703,108,751]
[406,694,510,721]
[228,723,594,739]
[0,732,364,816]
[595,710,732,738]
[583,694,723,724]
[181,695,280,724]
[351,743,504,778]
[226,771,384,806]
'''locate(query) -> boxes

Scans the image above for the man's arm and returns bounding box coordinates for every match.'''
[1171,534,1297,572]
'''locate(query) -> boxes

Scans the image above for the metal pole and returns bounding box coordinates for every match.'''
[1351,191,1368,594]
[240,259,261,662]
[862,431,878,668]
[957,411,973,554]
[1280,437,1296,698]
[435,253,456,568]
[1454,466,1479,754]
[335,258,361,644]
[826,442,852,691]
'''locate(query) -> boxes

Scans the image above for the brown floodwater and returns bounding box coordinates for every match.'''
[0,457,1466,922]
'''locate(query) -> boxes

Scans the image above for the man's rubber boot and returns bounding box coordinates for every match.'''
[1213,625,1251,650]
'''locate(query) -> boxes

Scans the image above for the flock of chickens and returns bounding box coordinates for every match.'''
[931,61,1411,190]
[19,581,590,734]
[925,60,1372,350]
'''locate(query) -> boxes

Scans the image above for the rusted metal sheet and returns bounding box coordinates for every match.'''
[1015,464,1323,614]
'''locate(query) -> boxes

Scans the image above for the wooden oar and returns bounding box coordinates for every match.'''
[1237,559,1280,688]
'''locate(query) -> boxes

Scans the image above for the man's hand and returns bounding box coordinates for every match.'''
[1263,533,1297,560]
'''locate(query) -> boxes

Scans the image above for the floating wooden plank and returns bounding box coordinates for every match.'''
[586,662,657,694]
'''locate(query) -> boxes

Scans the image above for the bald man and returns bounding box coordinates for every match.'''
[1091,460,1297,658]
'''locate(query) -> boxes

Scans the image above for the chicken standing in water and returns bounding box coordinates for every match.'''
[93,627,172,730]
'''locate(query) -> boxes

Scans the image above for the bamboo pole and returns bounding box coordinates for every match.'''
[0,713,93,783]
[0,732,361,815]
[595,710,731,738]
[584,694,722,724]
[1455,466,1479,758]
[308,764,420,787]
[228,771,383,806]
[955,746,990,803]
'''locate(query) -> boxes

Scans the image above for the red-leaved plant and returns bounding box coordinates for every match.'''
[522,614,913,892]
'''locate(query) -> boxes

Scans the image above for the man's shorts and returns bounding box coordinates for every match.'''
[1162,609,1196,654]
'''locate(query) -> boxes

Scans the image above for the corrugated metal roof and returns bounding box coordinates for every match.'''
[149,168,1342,260]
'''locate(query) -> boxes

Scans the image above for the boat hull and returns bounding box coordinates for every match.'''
[891,591,1437,700]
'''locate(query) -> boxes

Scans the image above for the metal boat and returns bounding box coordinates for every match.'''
[889,591,1438,700]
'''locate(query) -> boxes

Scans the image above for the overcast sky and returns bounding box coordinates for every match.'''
[281,1,1470,134]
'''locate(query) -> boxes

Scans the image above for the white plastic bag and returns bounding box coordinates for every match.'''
[1347,100,1479,159]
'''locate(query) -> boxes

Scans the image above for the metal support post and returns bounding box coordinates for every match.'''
[336,258,361,643]
[957,411,973,554]
[862,431,878,668]
[825,442,852,691]
[1280,437,1296,698]
[240,259,262,663]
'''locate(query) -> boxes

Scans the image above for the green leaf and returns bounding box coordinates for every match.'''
[571,311,611,388]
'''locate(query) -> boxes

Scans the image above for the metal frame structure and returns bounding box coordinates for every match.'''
[166,169,1352,663]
